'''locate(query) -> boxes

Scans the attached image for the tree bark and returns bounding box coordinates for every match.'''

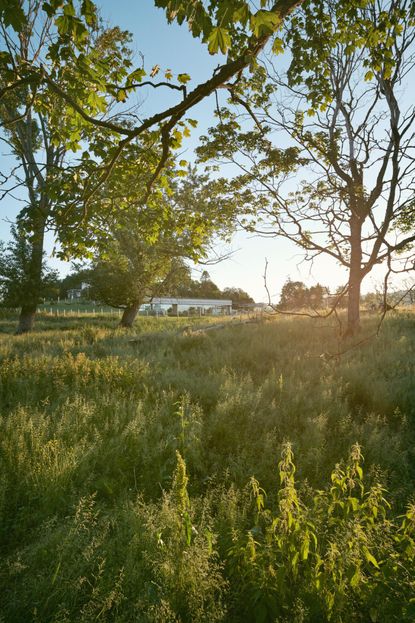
[16,304,37,334]
[345,216,363,337]
[15,214,46,334]
[119,302,141,328]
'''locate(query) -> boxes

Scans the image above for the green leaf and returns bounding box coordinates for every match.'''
[55,14,70,36]
[127,68,146,84]
[233,5,250,26]
[363,547,380,569]
[63,3,75,17]
[87,91,107,112]
[300,535,310,560]
[272,37,284,55]
[116,89,127,102]
[348,497,359,511]
[291,550,299,570]
[81,0,97,27]
[42,3,55,18]
[177,73,191,84]
[207,27,231,55]
[0,0,27,31]
[72,18,89,44]
[250,10,281,38]
[0,50,12,65]
[350,567,360,587]
[51,561,61,586]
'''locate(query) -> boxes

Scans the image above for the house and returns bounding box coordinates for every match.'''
[66,282,91,300]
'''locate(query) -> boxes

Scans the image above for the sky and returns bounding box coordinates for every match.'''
[0,1,411,303]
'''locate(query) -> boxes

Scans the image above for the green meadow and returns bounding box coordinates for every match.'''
[1,312,414,622]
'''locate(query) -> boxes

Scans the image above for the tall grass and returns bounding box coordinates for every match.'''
[0,312,414,621]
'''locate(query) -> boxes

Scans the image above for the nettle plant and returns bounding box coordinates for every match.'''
[224,442,415,622]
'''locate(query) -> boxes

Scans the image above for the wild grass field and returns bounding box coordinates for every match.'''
[0,311,414,622]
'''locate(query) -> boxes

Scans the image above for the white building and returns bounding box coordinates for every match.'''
[140,296,232,316]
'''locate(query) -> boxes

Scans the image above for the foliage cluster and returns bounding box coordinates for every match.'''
[0,312,414,621]
[278,280,325,310]
[0,227,60,307]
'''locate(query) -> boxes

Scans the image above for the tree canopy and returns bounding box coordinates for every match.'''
[0,225,59,308]
[0,0,303,331]
[197,0,415,334]
[278,280,325,310]
[1,0,304,218]
[1,0,414,333]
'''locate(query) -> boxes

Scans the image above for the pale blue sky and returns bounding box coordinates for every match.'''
[1,1,406,301]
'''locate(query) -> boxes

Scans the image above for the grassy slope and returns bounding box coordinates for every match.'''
[0,312,414,621]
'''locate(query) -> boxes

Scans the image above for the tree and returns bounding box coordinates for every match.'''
[309,284,325,309]
[279,280,308,309]
[0,4,134,332]
[86,165,231,327]
[198,0,415,335]
[167,264,195,298]
[222,286,255,308]
[278,279,325,309]
[169,272,222,299]
[1,0,304,211]
[197,276,223,299]
[200,270,211,284]
[0,226,59,314]
[1,0,304,332]
[89,234,190,327]
[3,1,405,333]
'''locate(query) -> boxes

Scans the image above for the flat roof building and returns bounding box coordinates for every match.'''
[141,297,232,316]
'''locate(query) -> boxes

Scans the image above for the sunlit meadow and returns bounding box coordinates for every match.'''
[0,311,414,621]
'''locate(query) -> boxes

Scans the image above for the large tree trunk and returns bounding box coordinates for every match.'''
[16,215,46,334]
[344,216,363,337]
[119,302,140,328]
[16,304,37,334]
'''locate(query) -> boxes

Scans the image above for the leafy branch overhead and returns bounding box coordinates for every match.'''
[2,0,408,213]
[1,0,303,215]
